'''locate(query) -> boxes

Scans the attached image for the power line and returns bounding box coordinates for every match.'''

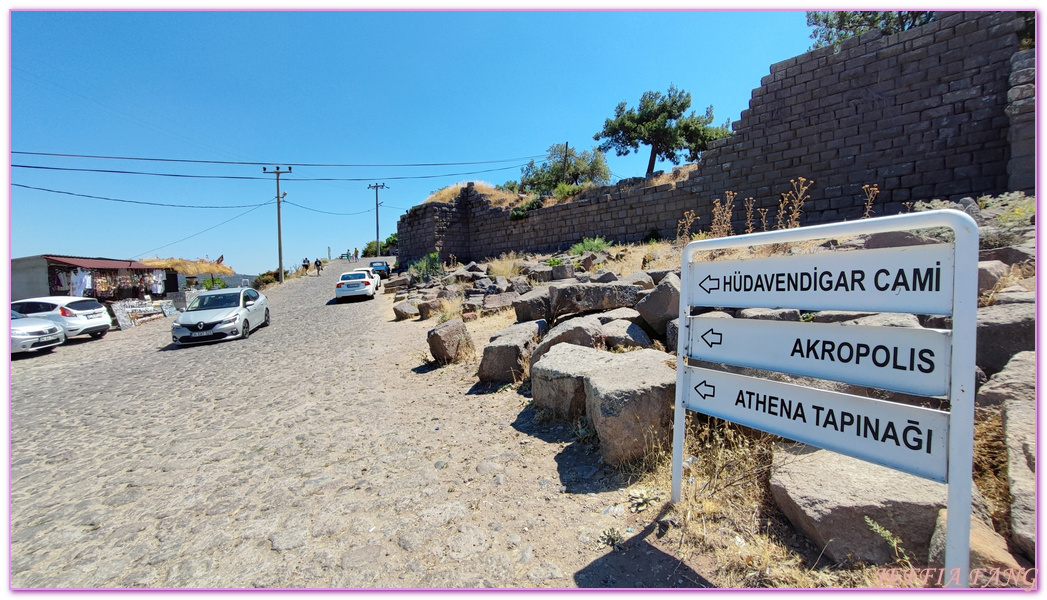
[283,200,372,216]
[11,183,269,209]
[133,202,273,259]
[13,150,545,168]
[12,163,529,181]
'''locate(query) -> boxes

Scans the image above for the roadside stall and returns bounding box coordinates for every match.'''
[140,257,237,311]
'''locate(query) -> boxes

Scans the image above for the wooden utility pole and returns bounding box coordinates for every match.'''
[263,166,291,283]
[368,183,387,258]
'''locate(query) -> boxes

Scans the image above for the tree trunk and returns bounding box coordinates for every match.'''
[645,147,658,179]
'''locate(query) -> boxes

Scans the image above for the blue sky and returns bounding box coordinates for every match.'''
[10,10,815,277]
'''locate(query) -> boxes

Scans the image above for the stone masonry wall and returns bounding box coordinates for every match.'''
[398,12,1030,265]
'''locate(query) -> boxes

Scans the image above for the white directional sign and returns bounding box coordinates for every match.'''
[689,244,956,315]
[683,366,950,481]
[672,210,980,587]
[687,316,953,396]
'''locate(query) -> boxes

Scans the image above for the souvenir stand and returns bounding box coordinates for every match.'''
[140,257,236,311]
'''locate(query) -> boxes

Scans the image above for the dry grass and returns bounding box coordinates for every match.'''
[436,297,463,323]
[711,192,737,239]
[423,180,524,208]
[649,163,699,186]
[980,261,1035,306]
[972,408,1012,538]
[487,251,523,279]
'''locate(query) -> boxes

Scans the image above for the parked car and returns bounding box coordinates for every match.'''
[369,260,391,279]
[352,267,382,289]
[11,310,65,353]
[171,287,269,345]
[11,296,111,340]
[335,271,376,301]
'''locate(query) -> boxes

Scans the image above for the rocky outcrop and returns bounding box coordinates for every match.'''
[530,344,617,420]
[512,289,551,323]
[619,271,655,290]
[393,300,420,321]
[770,444,948,566]
[427,319,474,364]
[634,272,680,336]
[1002,374,1036,562]
[975,351,1034,407]
[477,320,547,383]
[583,349,676,465]
[976,302,1035,375]
[600,319,653,350]
[530,315,605,366]
[548,283,640,321]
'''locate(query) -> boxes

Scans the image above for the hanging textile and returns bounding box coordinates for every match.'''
[72,268,89,297]
[151,270,166,295]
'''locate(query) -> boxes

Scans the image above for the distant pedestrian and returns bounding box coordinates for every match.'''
[353,248,359,262]
[302,257,309,274]
[314,258,323,275]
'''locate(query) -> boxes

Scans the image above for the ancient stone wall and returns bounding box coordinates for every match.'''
[398,11,1030,265]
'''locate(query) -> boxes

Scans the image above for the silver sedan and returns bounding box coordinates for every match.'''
[171,287,270,345]
[11,310,66,353]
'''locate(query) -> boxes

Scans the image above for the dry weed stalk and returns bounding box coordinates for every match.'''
[676,209,698,246]
[743,196,757,234]
[711,191,736,239]
[861,184,880,219]
[757,208,769,232]
[777,177,812,229]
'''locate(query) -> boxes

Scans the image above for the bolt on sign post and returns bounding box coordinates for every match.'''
[671,209,978,587]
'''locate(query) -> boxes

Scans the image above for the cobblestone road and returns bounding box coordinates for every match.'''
[10,259,708,589]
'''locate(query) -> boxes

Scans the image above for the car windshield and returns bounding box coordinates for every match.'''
[370,262,385,267]
[341,273,366,281]
[11,310,25,319]
[187,293,241,311]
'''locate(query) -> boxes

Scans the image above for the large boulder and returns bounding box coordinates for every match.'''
[737,308,801,322]
[393,300,420,321]
[482,291,520,315]
[811,310,879,323]
[416,299,444,321]
[530,315,605,365]
[601,319,653,350]
[844,313,922,328]
[928,510,1021,574]
[437,284,464,300]
[770,445,948,565]
[507,276,532,295]
[426,319,474,364]
[975,351,1034,407]
[594,307,643,325]
[646,268,679,285]
[513,289,550,323]
[550,263,575,280]
[864,231,938,249]
[620,270,655,290]
[634,272,680,336]
[477,320,548,383]
[584,349,676,465]
[590,269,619,283]
[977,260,1010,294]
[528,265,553,283]
[1002,378,1036,561]
[530,344,617,420]
[548,283,639,321]
[976,302,1035,375]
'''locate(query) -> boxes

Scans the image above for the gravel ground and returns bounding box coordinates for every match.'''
[9,258,712,590]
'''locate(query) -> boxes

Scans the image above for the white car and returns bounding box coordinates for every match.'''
[11,296,111,340]
[352,267,382,289]
[11,310,66,353]
[171,287,269,345]
[335,271,376,301]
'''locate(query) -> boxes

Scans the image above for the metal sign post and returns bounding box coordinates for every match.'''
[671,209,978,587]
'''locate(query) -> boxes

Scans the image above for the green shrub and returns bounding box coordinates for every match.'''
[509,196,544,220]
[407,252,444,281]
[547,257,563,266]
[569,236,611,255]
[554,182,586,201]
[252,269,288,290]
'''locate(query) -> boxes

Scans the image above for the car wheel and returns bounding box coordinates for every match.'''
[89,330,107,339]
[241,320,250,339]
[262,309,271,326]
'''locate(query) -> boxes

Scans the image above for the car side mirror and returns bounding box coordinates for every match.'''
[245,300,255,307]
[178,307,186,312]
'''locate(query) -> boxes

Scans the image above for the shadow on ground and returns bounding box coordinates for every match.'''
[574,507,714,589]
[510,405,621,494]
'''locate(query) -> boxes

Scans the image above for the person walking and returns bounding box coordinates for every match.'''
[353,248,359,262]
[302,257,310,274]
[314,258,323,276]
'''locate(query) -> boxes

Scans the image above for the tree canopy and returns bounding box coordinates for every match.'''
[519,143,610,195]
[806,11,936,49]
[593,85,731,179]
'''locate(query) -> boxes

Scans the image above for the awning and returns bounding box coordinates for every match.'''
[44,255,153,270]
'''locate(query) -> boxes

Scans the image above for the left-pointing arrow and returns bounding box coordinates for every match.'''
[694,380,716,400]
[701,328,722,348]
